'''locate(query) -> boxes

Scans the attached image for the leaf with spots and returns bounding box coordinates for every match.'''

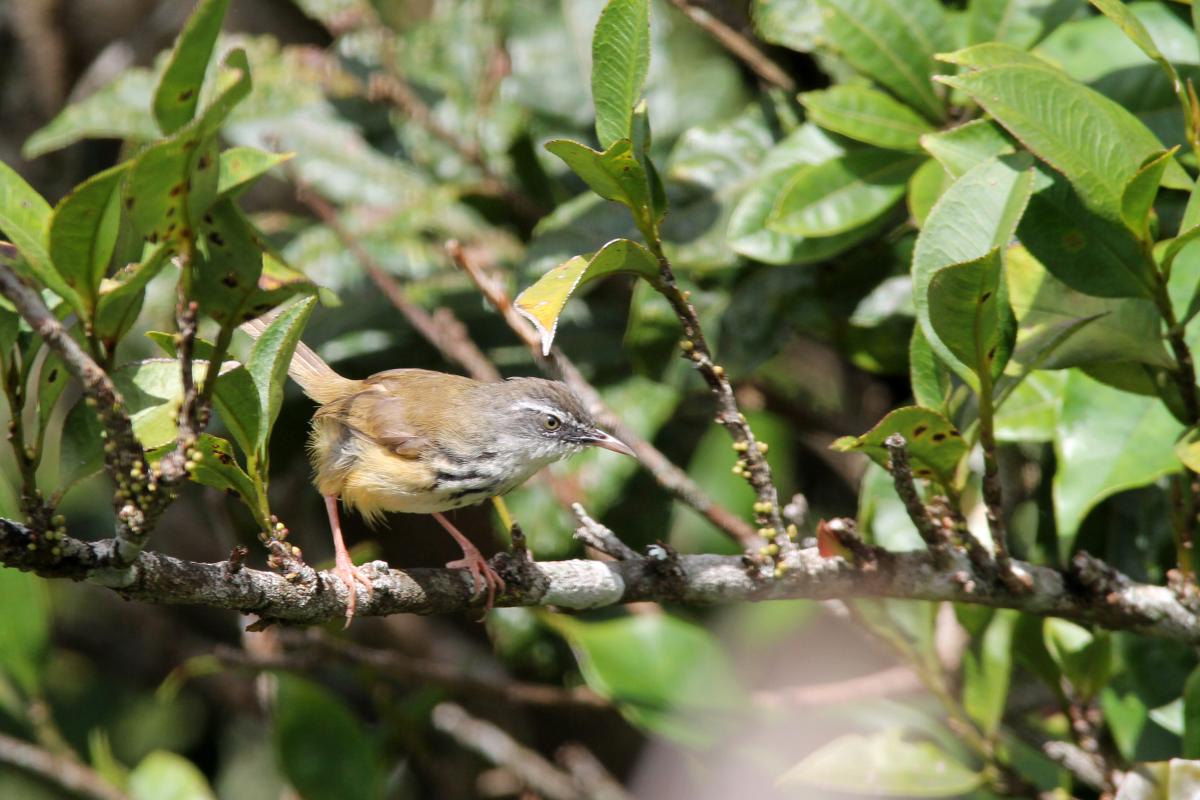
[125,48,251,249]
[515,238,660,355]
[192,199,266,325]
[831,406,967,488]
[927,247,1015,384]
[153,0,231,134]
[48,161,129,317]
[591,0,651,149]
[36,353,68,438]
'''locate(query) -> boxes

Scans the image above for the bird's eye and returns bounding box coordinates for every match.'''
[542,415,561,431]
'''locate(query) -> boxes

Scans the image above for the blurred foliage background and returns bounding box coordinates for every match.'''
[8,0,1200,798]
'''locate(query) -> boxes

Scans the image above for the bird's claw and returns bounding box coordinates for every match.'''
[446,553,505,611]
[334,555,375,627]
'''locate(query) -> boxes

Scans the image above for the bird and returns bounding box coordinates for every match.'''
[240,317,635,622]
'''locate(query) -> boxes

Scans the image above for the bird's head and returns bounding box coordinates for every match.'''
[493,378,635,469]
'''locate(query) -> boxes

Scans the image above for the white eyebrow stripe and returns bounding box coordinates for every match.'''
[514,401,561,415]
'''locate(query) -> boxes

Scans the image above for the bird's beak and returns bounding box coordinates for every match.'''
[587,430,636,458]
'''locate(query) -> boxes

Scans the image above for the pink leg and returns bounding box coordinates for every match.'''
[432,512,505,611]
[325,495,374,626]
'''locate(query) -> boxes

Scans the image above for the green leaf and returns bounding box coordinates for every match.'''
[59,399,105,492]
[940,63,1187,218]
[1043,619,1113,703]
[907,158,951,229]
[273,675,382,800]
[128,751,215,800]
[1089,0,1180,91]
[966,0,1081,49]
[546,138,659,234]
[962,609,1017,737]
[95,244,171,344]
[126,48,252,249]
[800,86,935,151]
[1122,149,1176,239]
[813,0,950,121]
[23,68,159,158]
[920,120,1015,179]
[591,0,651,149]
[927,247,1015,383]
[729,167,887,265]
[777,728,984,796]
[549,613,744,746]
[212,366,262,465]
[1053,369,1184,544]
[940,41,1059,70]
[36,353,68,436]
[831,406,967,487]
[1007,244,1171,369]
[0,567,49,694]
[909,325,953,414]
[514,238,659,355]
[768,150,922,237]
[1019,171,1156,299]
[995,370,1067,443]
[217,147,292,198]
[154,0,231,134]
[1184,665,1200,758]
[48,162,129,315]
[246,296,317,453]
[913,155,1035,387]
[752,0,824,53]
[0,161,77,307]
[192,199,267,325]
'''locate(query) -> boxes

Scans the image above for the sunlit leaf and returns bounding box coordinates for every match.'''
[831,406,967,487]
[153,0,231,134]
[800,86,934,152]
[591,0,651,149]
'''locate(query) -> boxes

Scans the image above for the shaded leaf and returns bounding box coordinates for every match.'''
[1044,619,1113,703]
[591,0,651,149]
[515,238,659,355]
[907,158,951,228]
[1122,148,1175,239]
[909,325,953,414]
[927,247,1015,382]
[1053,369,1184,544]
[273,675,382,800]
[967,0,1081,49]
[962,609,1018,737]
[0,161,77,307]
[95,245,172,344]
[0,567,49,693]
[546,138,659,234]
[549,613,744,746]
[831,406,967,487]
[995,369,1067,443]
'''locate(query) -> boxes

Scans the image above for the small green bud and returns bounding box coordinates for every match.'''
[764,543,779,557]
[786,524,799,539]
[711,365,725,378]
[732,441,749,453]
[679,339,694,352]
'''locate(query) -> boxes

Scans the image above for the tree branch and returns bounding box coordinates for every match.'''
[5,518,1200,644]
[667,0,796,92]
[0,731,130,800]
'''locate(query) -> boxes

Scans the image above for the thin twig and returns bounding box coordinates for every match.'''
[571,503,638,561]
[884,434,951,565]
[556,743,633,800]
[668,0,796,91]
[446,241,761,551]
[0,732,131,800]
[432,703,581,800]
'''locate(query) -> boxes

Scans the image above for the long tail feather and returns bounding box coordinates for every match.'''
[240,315,355,404]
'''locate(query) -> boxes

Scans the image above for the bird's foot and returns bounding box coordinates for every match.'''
[334,550,375,627]
[446,546,505,611]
